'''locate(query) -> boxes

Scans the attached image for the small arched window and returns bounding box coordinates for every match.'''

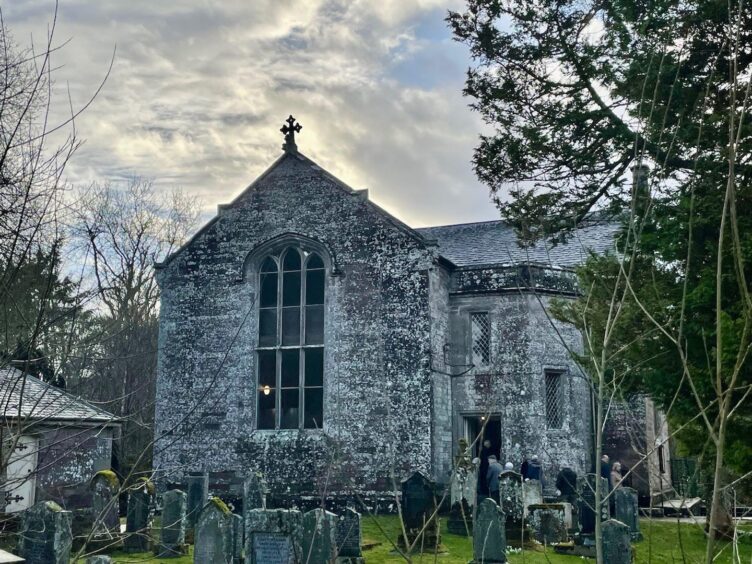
[257,247,325,430]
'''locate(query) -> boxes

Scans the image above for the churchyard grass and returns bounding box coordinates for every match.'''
[91,516,752,563]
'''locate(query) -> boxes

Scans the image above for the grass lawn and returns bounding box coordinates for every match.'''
[91,516,752,563]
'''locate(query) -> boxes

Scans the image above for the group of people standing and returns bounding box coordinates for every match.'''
[473,439,628,505]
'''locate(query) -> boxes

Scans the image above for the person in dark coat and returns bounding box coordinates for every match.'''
[487,456,504,504]
[525,454,545,488]
[477,439,494,497]
[556,466,578,503]
[520,456,529,478]
[600,454,612,488]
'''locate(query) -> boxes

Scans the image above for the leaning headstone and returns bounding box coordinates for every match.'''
[245,508,303,564]
[577,474,609,535]
[614,487,642,540]
[194,497,234,564]
[527,504,568,544]
[243,472,267,513]
[521,479,543,517]
[472,498,506,563]
[157,489,188,557]
[186,471,209,542]
[18,501,73,564]
[301,508,337,563]
[335,508,363,560]
[124,478,155,553]
[90,470,121,535]
[602,519,633,563]
[231,514,244,564]
[399,471,440,550]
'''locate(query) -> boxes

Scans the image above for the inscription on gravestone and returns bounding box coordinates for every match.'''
[253,533,291,564]
[336,508,362,558]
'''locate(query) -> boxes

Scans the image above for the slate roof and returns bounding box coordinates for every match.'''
[0,368,118,424]
[417,220,619,268]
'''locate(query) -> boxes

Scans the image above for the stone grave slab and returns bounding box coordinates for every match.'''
[521,479,542,517]
[301,509,337,563]
[243,472,267,513]
[157,489,188,557]
[124,478,154,553]
[527,504,568,545]
[472,498,506,563]
[18,501,73,564]
[186,471,209,542]
[614,487,642,540]
[603,519,633,563]
[245,508,303,564]
[232,514,243,564]
[194,497,233,564]
[577,474,609,535]
[335,508,362,559]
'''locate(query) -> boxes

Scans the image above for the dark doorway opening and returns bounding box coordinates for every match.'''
[464,415,502,460]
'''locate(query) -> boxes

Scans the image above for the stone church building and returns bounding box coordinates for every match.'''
[153,120,667,505]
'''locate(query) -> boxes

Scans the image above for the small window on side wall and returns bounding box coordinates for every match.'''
[470,312,491,366]
[545,370,564,429]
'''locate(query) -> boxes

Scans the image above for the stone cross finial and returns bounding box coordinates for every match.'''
[281,115,302,153]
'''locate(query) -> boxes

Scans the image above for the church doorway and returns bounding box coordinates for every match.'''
[464,414,502,461]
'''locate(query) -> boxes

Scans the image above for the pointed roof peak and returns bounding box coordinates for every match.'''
[280,115,302,154]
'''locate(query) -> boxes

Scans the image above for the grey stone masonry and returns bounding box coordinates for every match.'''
[194,497,234,564]
[186,472,209,536]
[232,513,244,564]
[18,501,73,564]
[90,470,120,535]
[614,487,642,540]
[602,519,633,563]
[472,498,506,563]
[158,489,188,557]
[124,478,154,553]
[301,508,337,563]
[335,508,362,558]
[245,508,303,564]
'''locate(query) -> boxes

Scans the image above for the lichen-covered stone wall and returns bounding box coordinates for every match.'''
[448,292,591,492]
[154,153,439,499]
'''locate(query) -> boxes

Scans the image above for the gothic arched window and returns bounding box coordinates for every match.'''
[257,247,325,430]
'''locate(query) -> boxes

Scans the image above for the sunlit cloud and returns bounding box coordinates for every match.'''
[5,0,499,227]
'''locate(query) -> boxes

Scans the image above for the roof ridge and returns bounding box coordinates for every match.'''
[416,219,506,230]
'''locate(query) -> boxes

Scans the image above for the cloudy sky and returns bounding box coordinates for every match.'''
[5,1,500,227]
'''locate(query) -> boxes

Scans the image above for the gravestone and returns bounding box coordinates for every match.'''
[446,499,473,536]
[245,508,303,564]
[521,479,542,517]
[124,478,155,553]
[577,474,609,535]
[90,470,121,535]
[448,444,477,536]
[527,504,568,545]
[398,472,440,550]
[614,487,642,540]
[243,472,267,513]
[472,498,506,563]
[158,489,188,557]
[194,497,234,564]
[497,471,526,546]
[186,471,209,542]
[335,508,363,560]
[86,556,113,564]
[602,519,633,563]
[18,501,73,564]
[301,508,337,563]
[231,514,244,564]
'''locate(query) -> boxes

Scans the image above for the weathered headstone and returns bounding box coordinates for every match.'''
[602,519,633,563]
[231,514,244,564]
[186,471,209,542]
[194,497,234,564]
[399,471,440,550]
[521,479,542,517]
[90,470,121,535]
[451,439,477,508]
[18,501,73,564]
[301,508,337,563]
[335,508,362,559]
[577,474,609,535]
[124,478,155,553]
[527,504,568,545]
[245,508,303,564]
[446,499,473,536]
[243,472,267,513]
[497,471,525,546]
[614,487,642,540]
[158,489,188,557]
[472,498,506,563]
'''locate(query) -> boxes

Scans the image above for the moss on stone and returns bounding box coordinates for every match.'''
[209,496,232,515]
[45,500,63,512]
[135,476,156,495]
[92,469,120,489]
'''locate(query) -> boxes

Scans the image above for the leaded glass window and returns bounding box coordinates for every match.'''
[257,248,325,430]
